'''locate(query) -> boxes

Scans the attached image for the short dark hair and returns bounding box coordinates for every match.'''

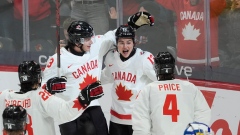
[3,129,25,135]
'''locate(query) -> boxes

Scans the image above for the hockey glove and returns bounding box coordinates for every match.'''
[46,76,67,94]
[128,11,154,30]
[78,81,104,107]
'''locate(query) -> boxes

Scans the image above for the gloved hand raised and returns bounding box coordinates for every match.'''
[46,76,67,94]
[128,11,154,30]
[78,81,104,107]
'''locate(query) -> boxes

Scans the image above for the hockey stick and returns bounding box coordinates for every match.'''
[55,0,61,77]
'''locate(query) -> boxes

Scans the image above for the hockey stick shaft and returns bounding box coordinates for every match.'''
[55,0,61,77]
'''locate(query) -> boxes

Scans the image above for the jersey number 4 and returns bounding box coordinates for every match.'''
[163,94,180,122]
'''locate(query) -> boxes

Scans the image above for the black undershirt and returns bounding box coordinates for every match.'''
[66,46,85,56]
[119,48,136,62]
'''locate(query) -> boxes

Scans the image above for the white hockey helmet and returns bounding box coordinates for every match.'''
[183,122,214,135]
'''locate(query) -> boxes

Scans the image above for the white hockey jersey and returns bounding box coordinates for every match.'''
[0,89,85,135]
[132,79,211,135]
[101,48,157,125]
[42,30,116,110]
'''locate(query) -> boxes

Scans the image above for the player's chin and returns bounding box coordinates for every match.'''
[85,47,91,52]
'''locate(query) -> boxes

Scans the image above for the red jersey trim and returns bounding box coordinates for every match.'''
[0,65,239,91]
[178,78,240,91]
[0,65,45,72]
[111,110,132,120]
[0,65,18,72]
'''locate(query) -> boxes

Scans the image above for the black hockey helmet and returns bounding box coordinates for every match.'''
[18,60,41,84]
[67,21,94,44]
[2,105,27,131]
[115,25,135,43]
[154,52,175,80]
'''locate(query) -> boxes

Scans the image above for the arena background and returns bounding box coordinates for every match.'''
[1,0,240,134]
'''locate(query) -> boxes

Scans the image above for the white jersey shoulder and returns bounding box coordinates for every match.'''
[0,88,85,135]
[133,79,211,135]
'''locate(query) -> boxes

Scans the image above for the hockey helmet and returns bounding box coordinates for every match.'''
[18,60,41,84]
[115,25,135,42]
[2,105,27,131]
[67,21,94,44]
[154,52,175,75]
[183,122,214,135]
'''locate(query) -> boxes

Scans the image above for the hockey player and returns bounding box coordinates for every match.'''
[0,60,104,135]
[100,25,157,135]
[42,12,154,135]
[2,105,27,135]
[156,0,226,66]
[132,52,211,135]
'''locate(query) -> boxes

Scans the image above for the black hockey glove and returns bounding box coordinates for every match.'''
[128,11,154,30]
[46,76,67,94]
[78,81,104,107]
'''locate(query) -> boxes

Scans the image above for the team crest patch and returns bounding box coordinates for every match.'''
[76,25,81,30]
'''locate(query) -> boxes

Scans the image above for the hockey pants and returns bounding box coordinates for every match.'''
[109,121,133,135]
[59,106,108,135]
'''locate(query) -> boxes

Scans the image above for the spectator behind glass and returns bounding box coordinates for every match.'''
[59,0,71,19]
[55,17,76,53]
[108,0,145,29]
[218,0,240,69]
[0,0,14,38]
[12,0,54,51]
[136,1,176,56]
[156,0,226,67]
[71,0,109,35]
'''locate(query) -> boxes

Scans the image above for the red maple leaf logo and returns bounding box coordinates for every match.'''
[79,74,97,90]
[116,83,133,101]
[72,98,84,111]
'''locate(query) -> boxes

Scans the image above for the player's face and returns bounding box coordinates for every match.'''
[190,0,200,6]
[117,38,134,58]
[81,37,93,52]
